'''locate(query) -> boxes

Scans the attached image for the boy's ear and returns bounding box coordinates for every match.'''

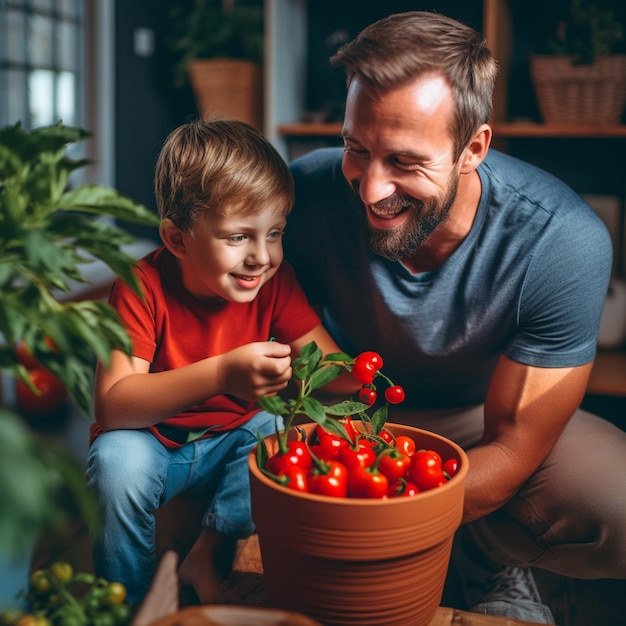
[159,218,188,259]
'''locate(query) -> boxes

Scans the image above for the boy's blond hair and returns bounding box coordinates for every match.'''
[155,118,294,233]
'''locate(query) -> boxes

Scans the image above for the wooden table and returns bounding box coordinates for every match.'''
[133,536,545,626]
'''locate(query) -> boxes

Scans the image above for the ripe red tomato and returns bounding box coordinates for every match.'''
[308,461,348,498]
[384,385,406,404]
[443,457,460,478]
[16,368,67,414]
[351,359,376,385]
[277,465,309,492]
[315,425,350,460]
[356,351,383,371]
[378,428,394,444]
[266,441,312,474]
[15,338,58,369]
[347,464,389,499]
[338,440,377,471]
[395,435,416,457]
[352,351,384,385]
[408,449,446,491]
[377,448,412,482]
[358,386,377,406]
[387,478,420,498]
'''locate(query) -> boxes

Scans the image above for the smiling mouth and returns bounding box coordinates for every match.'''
[232,273,262,281]
[369,204,408,219]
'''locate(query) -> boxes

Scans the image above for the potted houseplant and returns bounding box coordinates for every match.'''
[0,122,159,608]
[511,0,626,124]
[247,342,469,626]
[167,0,264,130]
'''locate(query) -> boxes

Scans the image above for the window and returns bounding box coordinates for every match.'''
[0,0,114,186]
[0,0,84,130]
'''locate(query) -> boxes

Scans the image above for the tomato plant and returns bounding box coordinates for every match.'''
[5,563,135,626]
[254,341,436,501]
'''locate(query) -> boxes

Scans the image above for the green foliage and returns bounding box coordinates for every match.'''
[550,0,624,63]
[511,0,625,64]
[0,121,160,555]
[0,122,159,414]
[0,409,101,558]
[167,0,264,88]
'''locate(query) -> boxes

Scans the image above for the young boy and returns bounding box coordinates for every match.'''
[86,119,354,606]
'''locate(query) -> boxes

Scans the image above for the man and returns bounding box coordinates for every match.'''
[284,11,626,624]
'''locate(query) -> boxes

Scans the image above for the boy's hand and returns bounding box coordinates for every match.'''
[218,341,292,401]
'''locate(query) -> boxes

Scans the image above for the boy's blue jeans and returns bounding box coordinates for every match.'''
[85,411,280,605]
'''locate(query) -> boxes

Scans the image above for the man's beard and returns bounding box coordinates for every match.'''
[357,173,459,261]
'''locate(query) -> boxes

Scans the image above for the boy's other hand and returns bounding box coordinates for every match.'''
[218,342,292,401]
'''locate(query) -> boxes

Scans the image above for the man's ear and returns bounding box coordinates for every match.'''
[459,123,492,174]
[159,218,188,259]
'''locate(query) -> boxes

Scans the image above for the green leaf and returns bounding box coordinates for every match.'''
[59,185,160,225]
[255,432,269,471]
[308,363,344,391]
[325,400,369,416]
[292,341,322,381]
[370,405,389,434]
[258,395,288,417]
[323,351,353,363]
[316,417,351,441]
[301,396,327,422]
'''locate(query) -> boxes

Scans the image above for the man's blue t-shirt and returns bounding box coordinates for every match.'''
[285,148,612,408]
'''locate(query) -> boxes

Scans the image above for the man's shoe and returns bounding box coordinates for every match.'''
[468,566,556,624]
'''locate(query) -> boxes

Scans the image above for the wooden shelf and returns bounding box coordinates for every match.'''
[277,123,342,137]
[588,350,626,396]
[492,123,626,138]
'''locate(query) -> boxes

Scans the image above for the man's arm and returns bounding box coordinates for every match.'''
[462,354,593,523]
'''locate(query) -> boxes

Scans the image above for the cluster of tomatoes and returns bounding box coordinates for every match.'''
[351,351,406,406]
[264,417,460,499]
[0,562,133,626]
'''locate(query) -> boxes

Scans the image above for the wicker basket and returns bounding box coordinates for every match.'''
[530,55,626,125]
[187,59,263,131]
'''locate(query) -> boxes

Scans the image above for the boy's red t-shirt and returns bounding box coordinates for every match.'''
[91,247,320,448]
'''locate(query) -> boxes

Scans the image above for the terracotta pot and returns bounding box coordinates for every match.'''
[187,59,263,131]
[248,423,468,626]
